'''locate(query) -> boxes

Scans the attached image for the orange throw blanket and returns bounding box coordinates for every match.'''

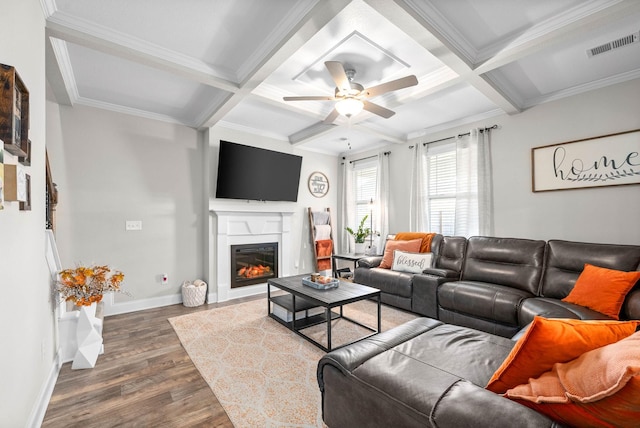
[394,232,437,253]
[315,239,333,270]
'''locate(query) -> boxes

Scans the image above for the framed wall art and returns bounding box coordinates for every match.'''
[531,129,640,192]
[0,64,29,157]
[20,173,31,211]
[308,171,329,198]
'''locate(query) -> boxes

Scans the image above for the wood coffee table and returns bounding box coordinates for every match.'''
[267,274,381,352]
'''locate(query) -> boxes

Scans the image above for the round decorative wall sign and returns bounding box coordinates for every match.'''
[308,171,329,198]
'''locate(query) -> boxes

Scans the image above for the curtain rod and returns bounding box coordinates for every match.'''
[408,124,498,149]
[347,151,391,164]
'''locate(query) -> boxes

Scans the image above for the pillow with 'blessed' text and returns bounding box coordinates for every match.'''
[391,250,433,274]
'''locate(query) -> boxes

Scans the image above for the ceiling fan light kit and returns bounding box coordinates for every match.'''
[335,98,364,117]
[283,60,418,123]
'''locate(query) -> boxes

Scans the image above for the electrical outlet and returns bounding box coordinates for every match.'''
[126,220,143,231]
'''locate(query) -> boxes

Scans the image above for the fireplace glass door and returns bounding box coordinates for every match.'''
[231,243,278,288]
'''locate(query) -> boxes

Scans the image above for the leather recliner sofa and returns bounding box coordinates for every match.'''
[321,236,640,427]
[318,318,565,427]
[355,236,640,337]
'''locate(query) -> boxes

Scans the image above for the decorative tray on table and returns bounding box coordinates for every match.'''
[302,276,339,290]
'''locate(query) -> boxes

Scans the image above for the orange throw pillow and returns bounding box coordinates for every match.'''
[379,238,422,269]
[486,317,640,394]
[562,264,640,319]
[394,232,436,253]
[506,332,640,427]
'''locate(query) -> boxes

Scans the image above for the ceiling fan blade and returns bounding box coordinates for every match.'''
[283,96,334,101]
[323,108,340,124]
[363,75,418,98]
[325,61,351,92]
[362,100,395,119]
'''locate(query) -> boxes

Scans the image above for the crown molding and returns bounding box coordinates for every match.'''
[481,72,525,110]
[49,37,79,103]
[523,68,640,108]
[39,0,56,19]
[401,0,478,64]
[475,0,626,64]
[75,96,195,127]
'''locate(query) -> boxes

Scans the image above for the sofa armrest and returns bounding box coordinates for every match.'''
[357,256,383,268]
[317,318,442,391]
[434,380,566,428]
[422,267,460,278]
[412,274,458,318]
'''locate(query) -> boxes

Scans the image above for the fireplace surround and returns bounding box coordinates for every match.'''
[209,205,294,302]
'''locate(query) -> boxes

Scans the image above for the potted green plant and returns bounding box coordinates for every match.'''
[346,215,371,254]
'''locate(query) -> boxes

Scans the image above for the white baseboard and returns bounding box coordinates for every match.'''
[27,351,62,428]
[207,291,218,304]
[103,293,184,316]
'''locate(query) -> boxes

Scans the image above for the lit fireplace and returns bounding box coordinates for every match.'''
[230,243,278,288]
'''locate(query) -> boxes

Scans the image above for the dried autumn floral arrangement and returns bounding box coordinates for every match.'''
[57,265,125,306]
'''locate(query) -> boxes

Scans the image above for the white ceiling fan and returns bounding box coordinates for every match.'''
[283,61,418,123]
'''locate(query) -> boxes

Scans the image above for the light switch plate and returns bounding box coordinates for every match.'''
[125,220,142,231]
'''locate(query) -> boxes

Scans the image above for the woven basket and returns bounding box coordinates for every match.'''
[182,280,207,307]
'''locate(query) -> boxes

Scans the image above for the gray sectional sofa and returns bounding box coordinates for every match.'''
[318,318,563,427]
[355,235,640,336]
[320,236,640,427]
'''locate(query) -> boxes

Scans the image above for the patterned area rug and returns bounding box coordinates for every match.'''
[169,297,418,427]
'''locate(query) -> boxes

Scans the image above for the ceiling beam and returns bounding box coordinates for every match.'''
[364,0,520,114]
[45,20,240,94]
[289,122,338,145]
[475,0,640,74]
[198,0,353,129]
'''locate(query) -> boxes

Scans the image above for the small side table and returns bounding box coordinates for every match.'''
[332,253,364,278]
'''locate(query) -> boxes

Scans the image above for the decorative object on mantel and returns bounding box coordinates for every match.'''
[0,64,29,157]
[56,265,126,369]
[532,128,640,192]
[308,171,329,197]
[346,215,372,254]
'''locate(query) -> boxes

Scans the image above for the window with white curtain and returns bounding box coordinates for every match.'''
[414,128,492,237]
[423,141,457,235]
[352,160,377,229]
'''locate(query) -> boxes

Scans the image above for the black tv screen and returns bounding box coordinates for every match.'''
[215,141,303,202]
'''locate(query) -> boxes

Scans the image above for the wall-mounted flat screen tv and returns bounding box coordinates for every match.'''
[215,140,303,202]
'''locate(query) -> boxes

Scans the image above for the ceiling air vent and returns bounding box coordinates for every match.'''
[587,31,639,58]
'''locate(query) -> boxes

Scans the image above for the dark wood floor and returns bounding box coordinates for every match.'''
[42,296,263,427]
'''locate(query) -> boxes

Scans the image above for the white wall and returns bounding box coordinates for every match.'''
[46,111,339,311]
[0,1,55,426]
[206,126,339,291]
[46,104,205,314]
[345,78,640,245]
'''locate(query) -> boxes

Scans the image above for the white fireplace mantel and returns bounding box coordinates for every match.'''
[209,203,295,302]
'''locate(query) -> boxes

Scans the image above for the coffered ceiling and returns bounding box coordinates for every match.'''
[44,0,640,155]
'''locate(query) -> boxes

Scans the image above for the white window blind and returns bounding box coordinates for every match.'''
[352,161,377,229]
[424,142,456,235]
